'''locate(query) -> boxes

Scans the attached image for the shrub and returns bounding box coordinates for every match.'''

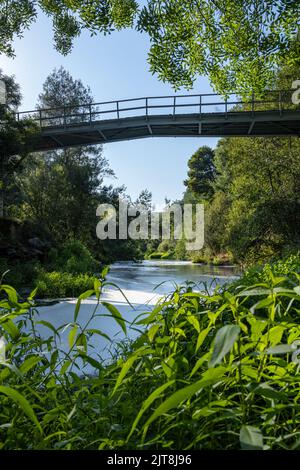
[35,271,96,298]
[238,252,300,287]
[47,240,98,274]
[0,258,41,288]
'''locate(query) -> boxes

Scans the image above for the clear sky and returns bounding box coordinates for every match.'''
[0,11,218,207]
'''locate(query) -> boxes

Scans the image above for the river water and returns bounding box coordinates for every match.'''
[35,261,240,370]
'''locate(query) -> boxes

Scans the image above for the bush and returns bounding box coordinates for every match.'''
[35,271,96,298]
[174,239,187,260]
[238,252,300,287]
[0,258,41,288]
[47,240,99,274]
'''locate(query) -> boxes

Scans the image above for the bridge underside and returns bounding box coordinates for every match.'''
[35,111,300,152]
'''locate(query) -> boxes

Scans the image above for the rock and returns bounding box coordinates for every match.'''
[28,237,46,250]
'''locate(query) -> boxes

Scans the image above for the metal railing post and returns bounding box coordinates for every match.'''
[199,95,202,118]
[116,101,120,119]
[146,98,148,117]
[252,91,255,117]
[89,104,92,124]
[225,97,228,118]
[173,96,176,117]
[39,109,42,128]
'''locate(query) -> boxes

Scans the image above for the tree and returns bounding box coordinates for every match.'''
[135,189,152,210]
[0,70,39,217]
[139,0,300,93]
[0,0,138,57]
[203,135,300,262]
[18,68,114,245]
[184,146,215,199]
[1,1,299,93]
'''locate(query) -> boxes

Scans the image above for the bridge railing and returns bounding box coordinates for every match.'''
[13,90,299,128]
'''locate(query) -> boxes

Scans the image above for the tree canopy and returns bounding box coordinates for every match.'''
[0,69,39,216]
[184,146,216,199]
[1,1,299,93]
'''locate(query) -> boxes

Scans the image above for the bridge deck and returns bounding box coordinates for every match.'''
[6,91,300,152]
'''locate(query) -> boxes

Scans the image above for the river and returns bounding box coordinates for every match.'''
[35,261,240,370]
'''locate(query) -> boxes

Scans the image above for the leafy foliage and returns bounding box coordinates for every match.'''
[1,260,300,449]
[0,70,40,217]
[183,132,300,264]
[1,2,299,92]
[35,271,97,298]
[47,240,98,275]
[184,146,216,200]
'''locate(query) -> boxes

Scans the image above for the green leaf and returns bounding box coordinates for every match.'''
[68,324,78,348]
[112,347,152,396]
[82,355,103,371]
[28,287,38,301]
[0,285,19,304]
[94,278,102,300]
[76,333,87,354]
[74,289,94,322]
[238,288,272,297]
[250,296,274,313]
[190,352,210,378]
[196,326,211,352]
[67,405,77,422]
[148,324,161,342]
[240,425,263,450]
[60,360,72,375]
[86,328,111,342]
[35,320,59,337]
[268,325,285,346]
[127,380,175,441]
[101,301,127,334]
[50,350,58,369]
[0,386,42,434]
[209,325,240,367]
[144,367,226,433]
[136,303,168,325]
[266,344,294,355]
[101,265,110,279]
[1,319,20,339]
[20,356,42,374]
[252,383,284,401]
[187,314,200,333]
[294,286,300,296]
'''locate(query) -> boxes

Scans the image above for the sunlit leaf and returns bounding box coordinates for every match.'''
[240,425,263,450]
[209,325,240,367]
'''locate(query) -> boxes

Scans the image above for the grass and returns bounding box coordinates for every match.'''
[0,256,300,450]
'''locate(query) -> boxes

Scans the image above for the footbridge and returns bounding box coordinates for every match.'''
[10,91,300,152]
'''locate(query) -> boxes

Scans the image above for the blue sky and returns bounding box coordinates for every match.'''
[0,11,218,207]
